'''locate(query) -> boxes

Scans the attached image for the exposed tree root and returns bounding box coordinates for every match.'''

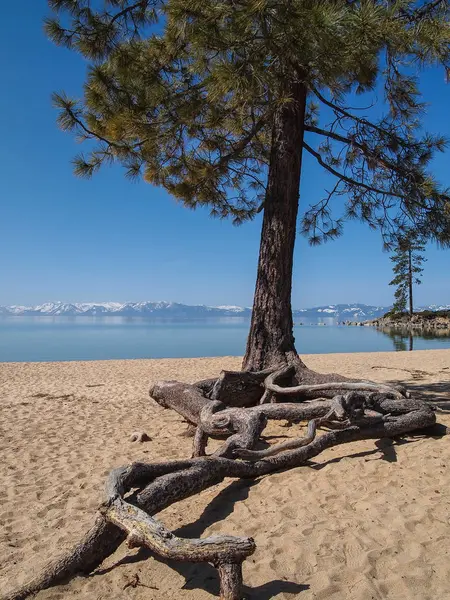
[188,361,408,406]
[104,496,256,564]
[209,365,285,407]
[3,368,438,600]
[259,363,408,401]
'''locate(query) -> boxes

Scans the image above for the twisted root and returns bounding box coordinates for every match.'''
[3,376,437,600]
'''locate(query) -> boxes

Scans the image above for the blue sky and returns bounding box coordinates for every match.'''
[1,1,449,309]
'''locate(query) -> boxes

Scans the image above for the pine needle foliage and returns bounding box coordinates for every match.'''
[389,230,426,315]
[46,1,450,233]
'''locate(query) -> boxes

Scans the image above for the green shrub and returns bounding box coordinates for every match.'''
[383,310,408,320]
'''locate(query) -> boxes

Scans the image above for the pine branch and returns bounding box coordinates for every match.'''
[304,124,410,177]
[312,87,408,147]
[302,142,404,200]
[109,1,150,25]
[214,118,267,170]
[401,0,447,22]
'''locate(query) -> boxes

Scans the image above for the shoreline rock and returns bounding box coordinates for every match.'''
[355,314,450,331]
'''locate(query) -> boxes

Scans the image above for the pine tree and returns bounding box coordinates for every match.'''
[45,0,450,371]
[389,231,426,317]
[4,8,448,599]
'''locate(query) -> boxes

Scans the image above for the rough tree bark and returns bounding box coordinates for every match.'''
[240,78,360,393]
[408,247,414,317]
[243,79,307,372]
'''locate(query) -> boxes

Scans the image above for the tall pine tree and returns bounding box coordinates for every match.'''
[45,0,450,371]
[389,232,426,316]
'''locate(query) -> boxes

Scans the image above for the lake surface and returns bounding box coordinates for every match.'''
[1,316,450,363]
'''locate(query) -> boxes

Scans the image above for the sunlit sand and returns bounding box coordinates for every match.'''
[1,350,449,600]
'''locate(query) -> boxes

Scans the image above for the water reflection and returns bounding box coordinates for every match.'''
[377,326,450,352]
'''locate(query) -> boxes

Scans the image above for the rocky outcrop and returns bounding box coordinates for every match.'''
[363,313,450,331]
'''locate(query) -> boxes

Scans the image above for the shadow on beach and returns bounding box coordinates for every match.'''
[91,416,448,598]
[89,367,450,599]
[94,477,309,598]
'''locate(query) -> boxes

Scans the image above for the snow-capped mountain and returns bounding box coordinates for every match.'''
[424,304,450,312]
[295,303,450,320]
[292,304,390,321]
[0,301,251,318]
[1,301,448,320]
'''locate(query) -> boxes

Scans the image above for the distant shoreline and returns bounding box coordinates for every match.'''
[2,301,449,320]
[3,347,450,367]
[351,312,450,331]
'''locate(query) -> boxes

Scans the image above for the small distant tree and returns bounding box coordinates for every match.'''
[389,232,426,316]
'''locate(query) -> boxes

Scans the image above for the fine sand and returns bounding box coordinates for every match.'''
[1,350,450,600]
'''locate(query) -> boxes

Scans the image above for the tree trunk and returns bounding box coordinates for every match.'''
[242,80,307,372]
[408,248,413,317]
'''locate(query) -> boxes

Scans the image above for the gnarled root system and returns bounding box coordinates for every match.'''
[3,363,437,600]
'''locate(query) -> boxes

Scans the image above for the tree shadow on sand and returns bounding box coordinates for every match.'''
[98,546,309,599]
[405,381,450,412]
[306,437,418,469]
[94,478,309,598]
[377,377,450,417]
[91,403,448,598]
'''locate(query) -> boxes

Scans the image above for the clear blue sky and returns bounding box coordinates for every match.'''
[1,1,449,309]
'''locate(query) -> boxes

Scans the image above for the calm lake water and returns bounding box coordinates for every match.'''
[1,316,450,363]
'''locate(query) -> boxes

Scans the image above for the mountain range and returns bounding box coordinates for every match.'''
[1,301,449,320]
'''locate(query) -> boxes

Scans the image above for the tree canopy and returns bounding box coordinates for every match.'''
[46,0,450,243]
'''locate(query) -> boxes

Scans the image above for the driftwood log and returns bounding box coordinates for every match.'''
[2,364,439,600]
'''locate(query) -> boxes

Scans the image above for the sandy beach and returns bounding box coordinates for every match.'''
[1,350,450,600]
